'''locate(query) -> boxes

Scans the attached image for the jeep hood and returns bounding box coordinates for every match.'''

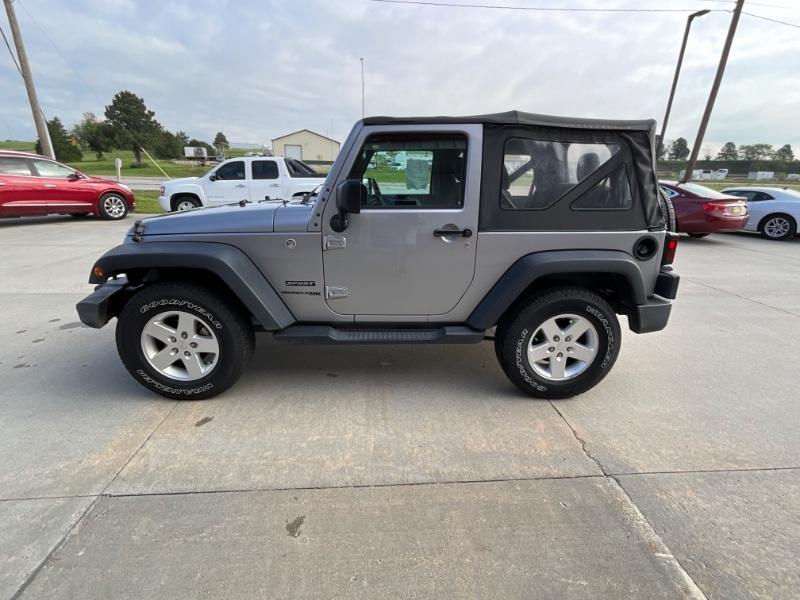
[130,201,312,236]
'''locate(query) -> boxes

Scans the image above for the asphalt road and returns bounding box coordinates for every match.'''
[1,216,798,599]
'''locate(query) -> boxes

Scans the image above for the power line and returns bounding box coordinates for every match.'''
[742,11,800,28]
[0,24,22,76]
[13,0,172,177]
[368,0,722,12]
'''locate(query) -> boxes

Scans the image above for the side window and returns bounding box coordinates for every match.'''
[0,157,32,175]
[756,192,774,201]
[659,186,678,199]
[729,190,756,201]
[31,159,74,178]
[252,160,278,180]
[349,134,467,209]
[214,161,245,180]
[501,139,620,210]
[571,165,633,210]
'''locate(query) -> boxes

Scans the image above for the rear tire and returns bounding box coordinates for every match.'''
[759,214,796,241]
[115,282,255,400]
[98,193,129,220]
[495,287,621,399]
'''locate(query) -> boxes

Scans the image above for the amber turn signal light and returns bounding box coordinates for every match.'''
[93,266,105,279]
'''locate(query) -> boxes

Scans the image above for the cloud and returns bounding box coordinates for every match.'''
[1,0,798,150]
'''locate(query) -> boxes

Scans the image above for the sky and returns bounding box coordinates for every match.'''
[1,0,799,153]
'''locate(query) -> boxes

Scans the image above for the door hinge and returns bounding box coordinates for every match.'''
[324,235,346,250]
[325,286,348,299]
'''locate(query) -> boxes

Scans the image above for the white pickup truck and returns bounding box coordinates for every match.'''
[158,156,326,211]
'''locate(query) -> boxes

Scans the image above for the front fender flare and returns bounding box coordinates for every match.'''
[466,250,648,330]
[88,241,295,331]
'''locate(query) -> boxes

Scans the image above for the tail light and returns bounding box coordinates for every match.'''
[703,201,747,218]
[662,233,678,265]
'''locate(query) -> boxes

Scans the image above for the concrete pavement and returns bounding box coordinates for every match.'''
[1,215,798,598]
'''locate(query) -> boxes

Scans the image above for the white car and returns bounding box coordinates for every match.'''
[722,186,800,241]
[159,156,325,212]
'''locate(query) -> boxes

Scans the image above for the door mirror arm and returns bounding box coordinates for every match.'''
[209,173,217,182]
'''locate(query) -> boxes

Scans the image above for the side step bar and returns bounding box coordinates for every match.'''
[273,325,485,345]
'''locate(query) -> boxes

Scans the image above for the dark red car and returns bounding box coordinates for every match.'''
[659,181,747,238]
[0,151,135,220]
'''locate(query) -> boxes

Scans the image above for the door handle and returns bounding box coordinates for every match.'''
[235,184,246,188]
[270,183,280,187]
[44,184,57,188]
[433,228,472,238]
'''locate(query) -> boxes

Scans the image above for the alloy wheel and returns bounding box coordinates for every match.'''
[103,195,127,219]
[527,313,599,381]
[140,310,220,381]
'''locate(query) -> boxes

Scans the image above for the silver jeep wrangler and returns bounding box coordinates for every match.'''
[77,111,679,400]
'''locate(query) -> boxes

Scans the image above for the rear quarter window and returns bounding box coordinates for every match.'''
[0,156,32,175]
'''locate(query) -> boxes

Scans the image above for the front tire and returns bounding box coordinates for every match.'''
[759,214,796,241]
[495,287,621,399]
[115,282,255,399]
[98,193,129,220]
[173,196,201,211]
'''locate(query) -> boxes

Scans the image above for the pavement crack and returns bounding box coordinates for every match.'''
[548,401,708,599]
[9,495,100,600]
[548,400,607,476]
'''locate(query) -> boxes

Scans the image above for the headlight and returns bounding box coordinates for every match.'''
[159,186,165,195]
[119,184,132,193]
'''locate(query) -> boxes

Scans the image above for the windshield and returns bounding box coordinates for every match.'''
[677,182,734,199]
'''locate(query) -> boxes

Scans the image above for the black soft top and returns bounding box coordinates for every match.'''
[362,110,655,133]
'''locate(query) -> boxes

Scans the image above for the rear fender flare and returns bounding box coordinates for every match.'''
[466,250,648,330]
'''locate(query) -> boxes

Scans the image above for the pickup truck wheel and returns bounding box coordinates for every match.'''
[99,193,129,220]
[174,196,201,211]
[495,287,621,399]
[115,282,255,400]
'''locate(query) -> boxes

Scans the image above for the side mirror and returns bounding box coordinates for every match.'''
[209,173,217,182]
[330,179,365,232]
[67,172,81,181]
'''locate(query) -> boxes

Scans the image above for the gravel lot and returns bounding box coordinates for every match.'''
[1,215,798,599]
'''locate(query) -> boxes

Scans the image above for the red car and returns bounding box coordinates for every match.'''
[659,181,747,238]
[0,151,135,220]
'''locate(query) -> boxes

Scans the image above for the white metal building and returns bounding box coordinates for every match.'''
[271,129,340,162]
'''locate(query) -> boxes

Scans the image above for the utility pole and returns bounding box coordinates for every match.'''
[658,9,710,157]
[3,0,54,159]
[681,0,744,183]
[360,57,365,119]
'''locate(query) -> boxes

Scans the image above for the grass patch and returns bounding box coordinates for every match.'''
[133,191,164,215]
[0,140,36,151]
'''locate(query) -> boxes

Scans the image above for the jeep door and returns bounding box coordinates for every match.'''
[249,159,283,200]
[206,160,248,205]
[321,125,481,316]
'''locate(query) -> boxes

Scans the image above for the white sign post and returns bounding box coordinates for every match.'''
[114,157,122,182]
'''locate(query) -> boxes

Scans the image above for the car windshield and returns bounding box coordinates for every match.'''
[676,182,734,199]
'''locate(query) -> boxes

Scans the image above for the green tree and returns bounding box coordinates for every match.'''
[104,90,162,164]
[774,144,795,162]
[655,136,667,161]
[187,138,214,155]
[152,130,182,159]
[716,142,738,160]
[213,131,229,151]
[668,137,690,160]
[175,130,190,148]
[739,143,774,161]
[35,116,82,162]
[72,112,112,159]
